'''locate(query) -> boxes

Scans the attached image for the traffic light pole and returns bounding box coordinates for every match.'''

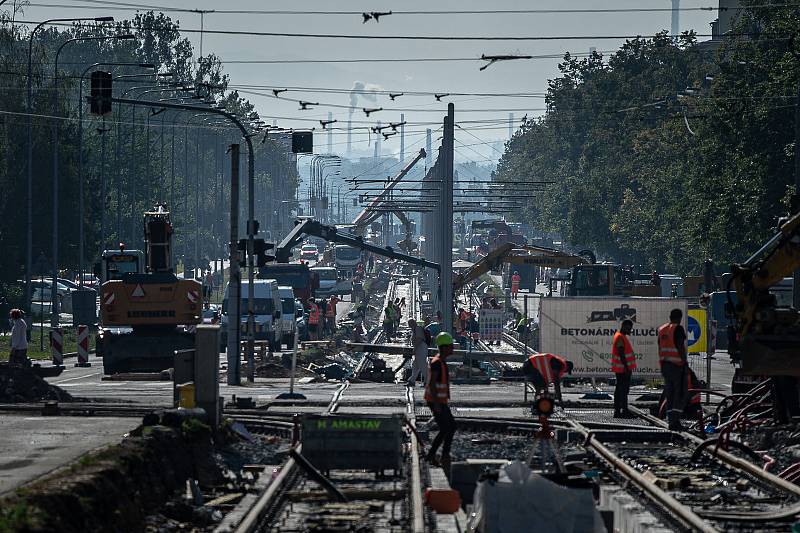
[111,96,257,386]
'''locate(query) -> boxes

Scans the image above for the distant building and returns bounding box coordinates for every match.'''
[698,0,741,51]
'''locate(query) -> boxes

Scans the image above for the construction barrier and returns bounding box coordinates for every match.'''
[50,327,63,366]
[75,324,91,367]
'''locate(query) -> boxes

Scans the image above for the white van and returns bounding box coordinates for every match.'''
[222,279,283,351]
[278,286,297,348]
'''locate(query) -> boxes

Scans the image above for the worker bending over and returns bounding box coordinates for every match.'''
[522,353,573,402]
[611,319,637,418]
[425,332,457,467]
[658,308,689,431]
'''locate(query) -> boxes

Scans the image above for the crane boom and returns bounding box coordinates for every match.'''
[275,219,440,271]
[351,148,426,229]
[453,243,591,292]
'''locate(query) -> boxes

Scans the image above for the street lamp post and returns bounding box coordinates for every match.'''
[25,15,113,318]
[77,62,153,285]
[51,33,134,326]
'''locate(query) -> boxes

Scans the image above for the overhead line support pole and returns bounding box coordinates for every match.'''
[113,96,257,385]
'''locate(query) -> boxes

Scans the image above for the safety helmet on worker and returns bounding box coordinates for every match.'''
[435,332,454,347]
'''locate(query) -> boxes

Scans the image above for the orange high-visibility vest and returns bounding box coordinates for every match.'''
[529,353,567,386]
[611,331,637,373]
[424,356,450,403]
[325,301,336,318]
[658,323,684,366]
[308,303,320,325]
[511,274,521,290]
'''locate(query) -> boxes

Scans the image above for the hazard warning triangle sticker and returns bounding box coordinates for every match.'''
[131,284,145,298]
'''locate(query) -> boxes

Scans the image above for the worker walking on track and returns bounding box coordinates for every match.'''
[383,303,396,340]
[425,332,456,467]
[407,319,428,387]
[522,352,573,402]
[307,299,321,341]
[511,270,521,300]
[611,319,637,418]
[658,309,689,431]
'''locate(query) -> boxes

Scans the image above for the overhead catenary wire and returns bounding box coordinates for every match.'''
[21,2,799,15]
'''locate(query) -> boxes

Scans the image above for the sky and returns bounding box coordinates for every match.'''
[18,0,721,166]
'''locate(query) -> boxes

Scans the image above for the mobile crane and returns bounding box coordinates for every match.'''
[97,205,202,374]
[274,218,440,272]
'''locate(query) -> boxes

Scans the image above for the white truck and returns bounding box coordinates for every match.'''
[332,244,361,295]
[278,286,297,349]
[221,279,283,351]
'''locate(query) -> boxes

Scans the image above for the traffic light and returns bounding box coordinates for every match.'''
[237,238,275,267]
[90,71,113,115]
[291,131,313,154]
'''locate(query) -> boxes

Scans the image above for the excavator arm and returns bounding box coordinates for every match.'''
[730,212,800,375]
[453,243,591,293]
[274,219,440,271]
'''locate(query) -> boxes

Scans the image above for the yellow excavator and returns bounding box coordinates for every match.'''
[728,211,800,376]
[97,206,202,374]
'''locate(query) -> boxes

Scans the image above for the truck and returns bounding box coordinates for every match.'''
[97,206,201,374]
[221,279,283,352]
[333,244,361,295]
[311,266,338,297]
[258,263,319,302]
[278,286,297,348]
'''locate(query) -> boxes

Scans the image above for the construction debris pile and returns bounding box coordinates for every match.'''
[0,364,72,402]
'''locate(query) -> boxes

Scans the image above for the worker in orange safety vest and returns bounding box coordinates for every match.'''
[325,295,339,335]
[511,270,521,300]
[658,308,688,431]
[611,319,637,418]
[522,353,573,401]
[307,299,321,341]
[425,332,457,467]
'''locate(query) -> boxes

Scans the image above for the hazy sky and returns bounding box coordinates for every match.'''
[20,1,720,164]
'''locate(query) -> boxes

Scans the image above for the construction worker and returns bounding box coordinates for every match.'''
[383,303,396,340]
[425,311,442,339]
[658,308,689,431]
[9,309,28,367]
[522,353,573,402]
[511,270,521,300]
[325,295,339,335]
[407,319,428,387]
[425,332,456,466]
[307,299,321,341]
[611,319,637,418]
[659,367,704,430]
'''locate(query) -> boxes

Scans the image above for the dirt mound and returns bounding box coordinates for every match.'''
[0,364,72,402]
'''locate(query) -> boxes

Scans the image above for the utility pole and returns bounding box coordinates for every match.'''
[227,143,241,384]
[193,9,214,59]
[327,111,333,153]
[400,113,405,162]
[793,75,800,311]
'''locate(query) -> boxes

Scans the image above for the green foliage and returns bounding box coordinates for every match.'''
[0,9,299,288]
[0,502,44,533]
[496,2,800,275]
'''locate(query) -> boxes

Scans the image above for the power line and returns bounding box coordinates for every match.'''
[12,20,777,42]
[23,2,799,15]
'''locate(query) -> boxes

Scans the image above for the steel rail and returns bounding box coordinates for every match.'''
[580,429,720,533]
[630,405,800,501]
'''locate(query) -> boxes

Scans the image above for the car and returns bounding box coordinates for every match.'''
[300,244,319,261]
[202,305,221,324]
[75,272,100,288]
